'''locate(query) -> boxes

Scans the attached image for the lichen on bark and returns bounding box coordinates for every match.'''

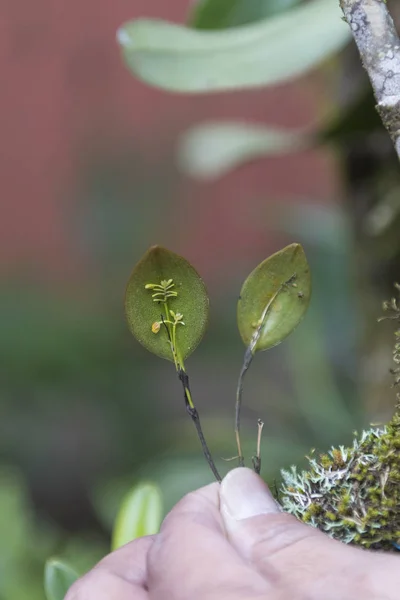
[340,0,400,159]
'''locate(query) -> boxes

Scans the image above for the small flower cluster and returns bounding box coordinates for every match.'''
[144,279,185,336]
[145,279,178,303]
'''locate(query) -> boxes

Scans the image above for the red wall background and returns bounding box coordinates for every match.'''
[0,0,337,281]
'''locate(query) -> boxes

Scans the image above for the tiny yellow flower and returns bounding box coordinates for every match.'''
[151,321,161,334]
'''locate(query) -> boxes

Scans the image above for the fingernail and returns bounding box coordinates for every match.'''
[220,467,280,521]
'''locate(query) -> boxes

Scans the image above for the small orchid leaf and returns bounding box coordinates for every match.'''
[112,482,163,551]
[237,243,311,352]
[125,246,209,362]
[44,559,79,600]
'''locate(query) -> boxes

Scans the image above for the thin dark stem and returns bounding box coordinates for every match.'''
[234,277,294,468]
[235,346,254,467]
[178,369,221,482]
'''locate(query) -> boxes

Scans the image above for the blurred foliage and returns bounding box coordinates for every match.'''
[118,0,350,93]
[111,482,162,550]
[0,467,105,600]
[177,122,306,180]
[44,560,79,600]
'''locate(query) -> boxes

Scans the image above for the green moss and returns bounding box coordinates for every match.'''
[325,511,337,521]
[280,285,400,552]
[302,511,312,523]
[307,502,322,516]
[319,454,332,469]
[281,420,400,551]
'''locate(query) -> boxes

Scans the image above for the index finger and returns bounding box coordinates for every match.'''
[65,536,154,600]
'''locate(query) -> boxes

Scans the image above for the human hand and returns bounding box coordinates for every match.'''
[66,467,399,599]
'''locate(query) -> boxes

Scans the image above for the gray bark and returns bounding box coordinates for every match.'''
[340,0,400,159]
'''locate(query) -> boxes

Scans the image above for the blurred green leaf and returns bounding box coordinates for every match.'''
[125,246,209,362]
[0,287,124,384]
[91,476,132,532]
[237,243,311,352]
[44,559,79,600]
[274,206,362,440]
[190,0,301,30]
[0,466,101,600]
[117,0,349,93]
[112,483,163,550]
[178,121,306,180]
[287,308,355,444]
[0,468,33,560]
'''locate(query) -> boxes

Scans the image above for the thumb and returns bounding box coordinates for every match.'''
[220,467,328,572]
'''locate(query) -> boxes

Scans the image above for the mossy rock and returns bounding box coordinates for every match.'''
[280,412,400,551]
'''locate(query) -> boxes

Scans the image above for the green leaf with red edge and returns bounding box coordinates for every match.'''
[125,246,209,361]
[237,243,311,352]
